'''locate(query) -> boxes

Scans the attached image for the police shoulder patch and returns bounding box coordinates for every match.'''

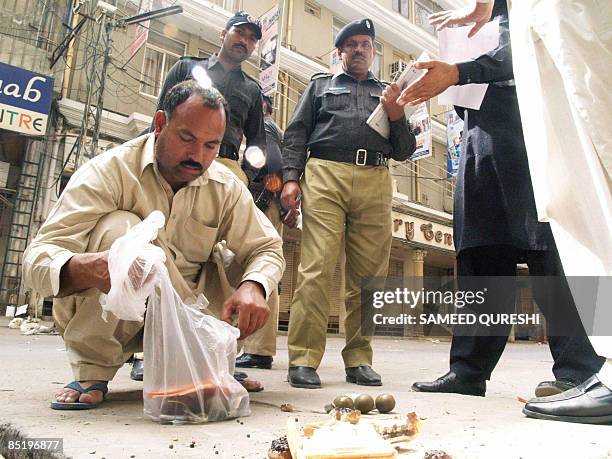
[311,72,333,80]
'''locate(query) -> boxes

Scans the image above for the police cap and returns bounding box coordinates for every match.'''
[334,18,375,48]
[226,11,262,40]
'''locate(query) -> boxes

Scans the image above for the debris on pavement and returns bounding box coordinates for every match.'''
[424,449,452,459]
[280,403,297,412]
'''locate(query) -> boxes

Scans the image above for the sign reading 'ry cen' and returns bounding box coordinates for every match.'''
[0,62,54,136]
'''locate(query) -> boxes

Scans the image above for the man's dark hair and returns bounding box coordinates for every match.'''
[162,80,228,121]
[262,95,273,115]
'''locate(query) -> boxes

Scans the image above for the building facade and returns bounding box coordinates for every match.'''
[0,0,546,340]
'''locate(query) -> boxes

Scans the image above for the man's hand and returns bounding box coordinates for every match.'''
[58,251,111,297]
[429,2,494,38]
[380,83,405,122]
[280,181,301,229]
[220,281,270,340]
[397,61,460,106]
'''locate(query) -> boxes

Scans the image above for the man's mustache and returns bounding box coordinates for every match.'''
[181,160,203,170]
[234,44,247,51]
[352,53,365,59]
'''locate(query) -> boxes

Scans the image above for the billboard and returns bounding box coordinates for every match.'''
[446,110,464,177]
[408,102,432,161]
[0,62,54,136]
[259,5,281,96]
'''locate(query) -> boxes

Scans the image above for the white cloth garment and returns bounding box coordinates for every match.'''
[509,0,612,360]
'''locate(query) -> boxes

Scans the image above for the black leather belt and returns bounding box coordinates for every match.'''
[219,144,239,161]
[310,148,389,166]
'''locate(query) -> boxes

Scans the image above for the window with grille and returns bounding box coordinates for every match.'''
[415,0,443,35]
[139,30,186,98]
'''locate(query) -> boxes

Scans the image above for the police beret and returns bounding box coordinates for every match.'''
[226,11,262,40]
[334,18,375,48]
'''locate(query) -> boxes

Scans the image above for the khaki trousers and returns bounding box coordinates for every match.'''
[241,201,283,356]
[287,159,392,369]
[54,211,151,381]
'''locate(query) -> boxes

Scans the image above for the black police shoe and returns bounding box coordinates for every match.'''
[523,375,612,424]
[236,353,273,369]
[534,379,577,397]
[287,366,321,389]
[345,365,382,386]
[412,371,486,396]
[130,359,144,381]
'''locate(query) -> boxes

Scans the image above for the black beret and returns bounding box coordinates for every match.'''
[334,18,375,48]
[226,11,262,40]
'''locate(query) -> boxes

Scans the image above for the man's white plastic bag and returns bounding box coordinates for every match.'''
[143,265,250,424]
[100,210,249,423]
[100,211,166,321]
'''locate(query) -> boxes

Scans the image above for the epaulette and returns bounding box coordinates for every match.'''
[311,72,333,80]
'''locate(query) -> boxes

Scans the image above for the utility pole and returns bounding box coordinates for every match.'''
[66,2,183,168]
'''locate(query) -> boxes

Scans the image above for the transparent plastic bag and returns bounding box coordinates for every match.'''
[143,266,250,424]
[100,211,166,321]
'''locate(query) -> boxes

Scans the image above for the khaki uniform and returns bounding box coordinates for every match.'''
[287,159,392,368]
[23,133,284,381]
[242,202,283,356]
[282,70,415,369]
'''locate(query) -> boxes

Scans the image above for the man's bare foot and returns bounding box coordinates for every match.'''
[55,380,107,405]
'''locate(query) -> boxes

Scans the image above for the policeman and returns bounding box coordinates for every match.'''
[154,10,266,185]
[281,19,416,388]
[237,95,284,370]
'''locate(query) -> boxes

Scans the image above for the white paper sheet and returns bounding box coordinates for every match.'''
[367,52,430,139]
[437,19,500,110]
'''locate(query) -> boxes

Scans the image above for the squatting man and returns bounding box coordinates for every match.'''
[22,81,284,410]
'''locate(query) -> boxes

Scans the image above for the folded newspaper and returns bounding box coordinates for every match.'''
[366,52,430,139]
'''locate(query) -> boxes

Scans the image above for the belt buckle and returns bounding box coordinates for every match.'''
[355,149,367,166]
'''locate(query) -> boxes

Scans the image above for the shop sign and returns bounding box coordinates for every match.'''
[392,211,454,251]
[0,62,54,136]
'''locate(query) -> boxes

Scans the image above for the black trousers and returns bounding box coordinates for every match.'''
[450,244,604,383]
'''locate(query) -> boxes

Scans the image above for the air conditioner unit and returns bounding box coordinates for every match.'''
[389,60,410,79]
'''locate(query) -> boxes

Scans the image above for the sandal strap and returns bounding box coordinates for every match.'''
[64,381,108,396]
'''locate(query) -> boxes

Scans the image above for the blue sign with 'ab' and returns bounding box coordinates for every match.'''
[0,62,54,136]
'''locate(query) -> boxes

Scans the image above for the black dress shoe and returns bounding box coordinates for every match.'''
[287,366,321,389]
[523,375,612,424]
[412,371,486,396]
[236,353,273,369]
[345,365,382,386]
[534,379,577,397]
[130,359,144,381]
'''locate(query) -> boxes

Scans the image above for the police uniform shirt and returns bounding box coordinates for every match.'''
[155,55,266,158]
[282,70,415,182]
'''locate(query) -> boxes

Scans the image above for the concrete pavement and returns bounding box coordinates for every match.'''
[0,320,610,459]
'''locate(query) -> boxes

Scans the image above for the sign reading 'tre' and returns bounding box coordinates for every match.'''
[0,62,54,136]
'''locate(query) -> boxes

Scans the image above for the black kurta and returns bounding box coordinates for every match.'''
[452,0,553,254]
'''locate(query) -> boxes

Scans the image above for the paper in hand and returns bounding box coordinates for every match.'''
[437,19,500,110]
[366,52,430,139]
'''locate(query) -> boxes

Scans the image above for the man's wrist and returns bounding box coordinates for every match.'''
[283,168,300,183]
[240,280,266,299]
